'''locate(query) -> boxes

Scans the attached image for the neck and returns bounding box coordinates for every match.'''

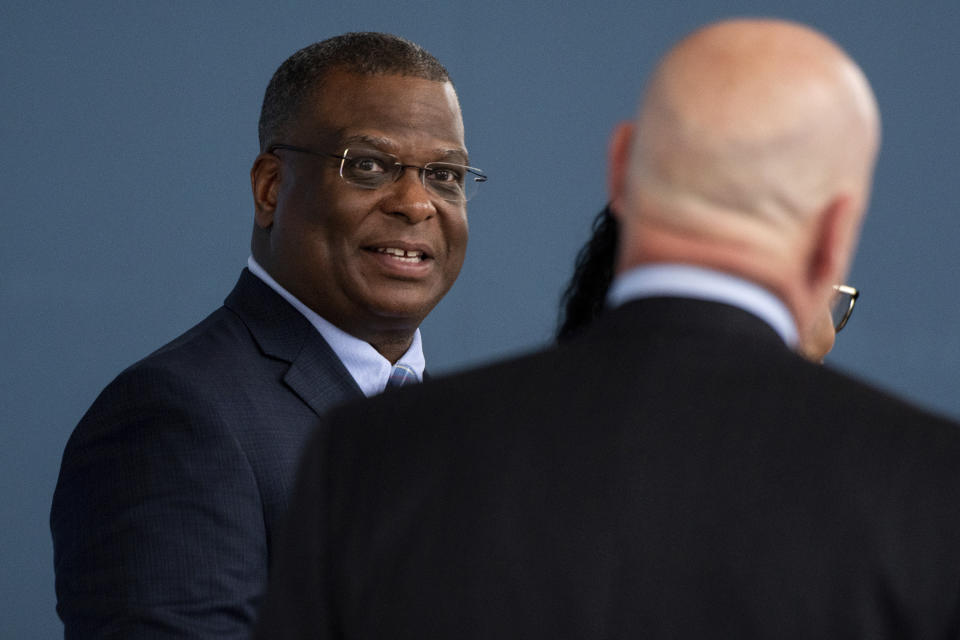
[245,255,419,365]
[617,218,805,330]
[365,330,416,364]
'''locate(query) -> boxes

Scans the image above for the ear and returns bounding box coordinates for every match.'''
[806,194,858,292]
[607,122,635,219]
[251,152,281,229]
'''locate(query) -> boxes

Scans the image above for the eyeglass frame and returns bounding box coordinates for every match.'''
[832,284,859,333]
[268,144,487,203]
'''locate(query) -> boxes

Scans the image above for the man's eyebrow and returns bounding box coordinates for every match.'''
[337,133,470,164]
[338,134,396,151]
[435,148,470,164]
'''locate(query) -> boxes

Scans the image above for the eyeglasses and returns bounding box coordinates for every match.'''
[269,144,487,203]
[830,284,859,333]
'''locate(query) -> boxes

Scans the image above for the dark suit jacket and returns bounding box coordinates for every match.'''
[51,268,364,638]
[257,297,960,639]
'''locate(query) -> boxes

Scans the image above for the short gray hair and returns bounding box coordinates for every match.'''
[257,32,451,150]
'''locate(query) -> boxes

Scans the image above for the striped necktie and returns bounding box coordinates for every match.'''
[387,363,419,389]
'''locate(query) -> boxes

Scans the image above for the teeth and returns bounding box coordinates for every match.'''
[376,247,424,261]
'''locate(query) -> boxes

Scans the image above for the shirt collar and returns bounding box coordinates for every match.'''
[247,256,425,396]
[607,264,798,348]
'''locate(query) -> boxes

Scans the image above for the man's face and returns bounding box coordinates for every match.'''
[256,70,469,343]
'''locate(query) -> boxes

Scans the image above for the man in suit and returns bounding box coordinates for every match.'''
[50,32,483,638]
[256,19,960,639]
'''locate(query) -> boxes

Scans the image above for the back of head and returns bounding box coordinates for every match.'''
[611,18,880,342]
[257,32,451,151]
[618,18,879,248]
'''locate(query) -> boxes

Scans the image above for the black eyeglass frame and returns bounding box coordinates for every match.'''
[268,144,487,203]
[832,284,859,333]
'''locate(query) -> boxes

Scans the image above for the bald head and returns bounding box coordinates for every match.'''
[622,19,879,234]
[609,18,879,352]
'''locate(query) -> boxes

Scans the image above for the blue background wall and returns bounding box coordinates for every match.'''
[3,1,959,635]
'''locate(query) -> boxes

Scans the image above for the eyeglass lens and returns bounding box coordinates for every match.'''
[340,148,485,202]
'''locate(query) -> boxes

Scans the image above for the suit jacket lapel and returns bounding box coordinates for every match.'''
[224,269,364,415]
[283,337,363,415]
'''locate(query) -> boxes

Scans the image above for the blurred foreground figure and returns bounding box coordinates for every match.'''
[258,19,960,639]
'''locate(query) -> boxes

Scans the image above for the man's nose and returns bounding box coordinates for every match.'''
[382,167,437,224]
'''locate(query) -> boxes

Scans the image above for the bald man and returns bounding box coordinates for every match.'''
[256,20,960,639]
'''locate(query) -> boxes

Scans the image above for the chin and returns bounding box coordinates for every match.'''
[368,283,445,317]
[366,297,435,325]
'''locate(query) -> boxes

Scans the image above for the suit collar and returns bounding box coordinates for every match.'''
[598,296,791,352]
[608,265,797,348]
[244,258,426,395]
[224,269,363,415]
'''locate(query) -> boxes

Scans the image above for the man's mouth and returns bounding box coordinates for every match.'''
[371,247,429,263]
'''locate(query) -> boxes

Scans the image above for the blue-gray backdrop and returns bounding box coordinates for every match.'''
[3,1,959,636]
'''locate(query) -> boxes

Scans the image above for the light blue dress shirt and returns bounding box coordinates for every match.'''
[247,256,425,396]
[607,264,798,348]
